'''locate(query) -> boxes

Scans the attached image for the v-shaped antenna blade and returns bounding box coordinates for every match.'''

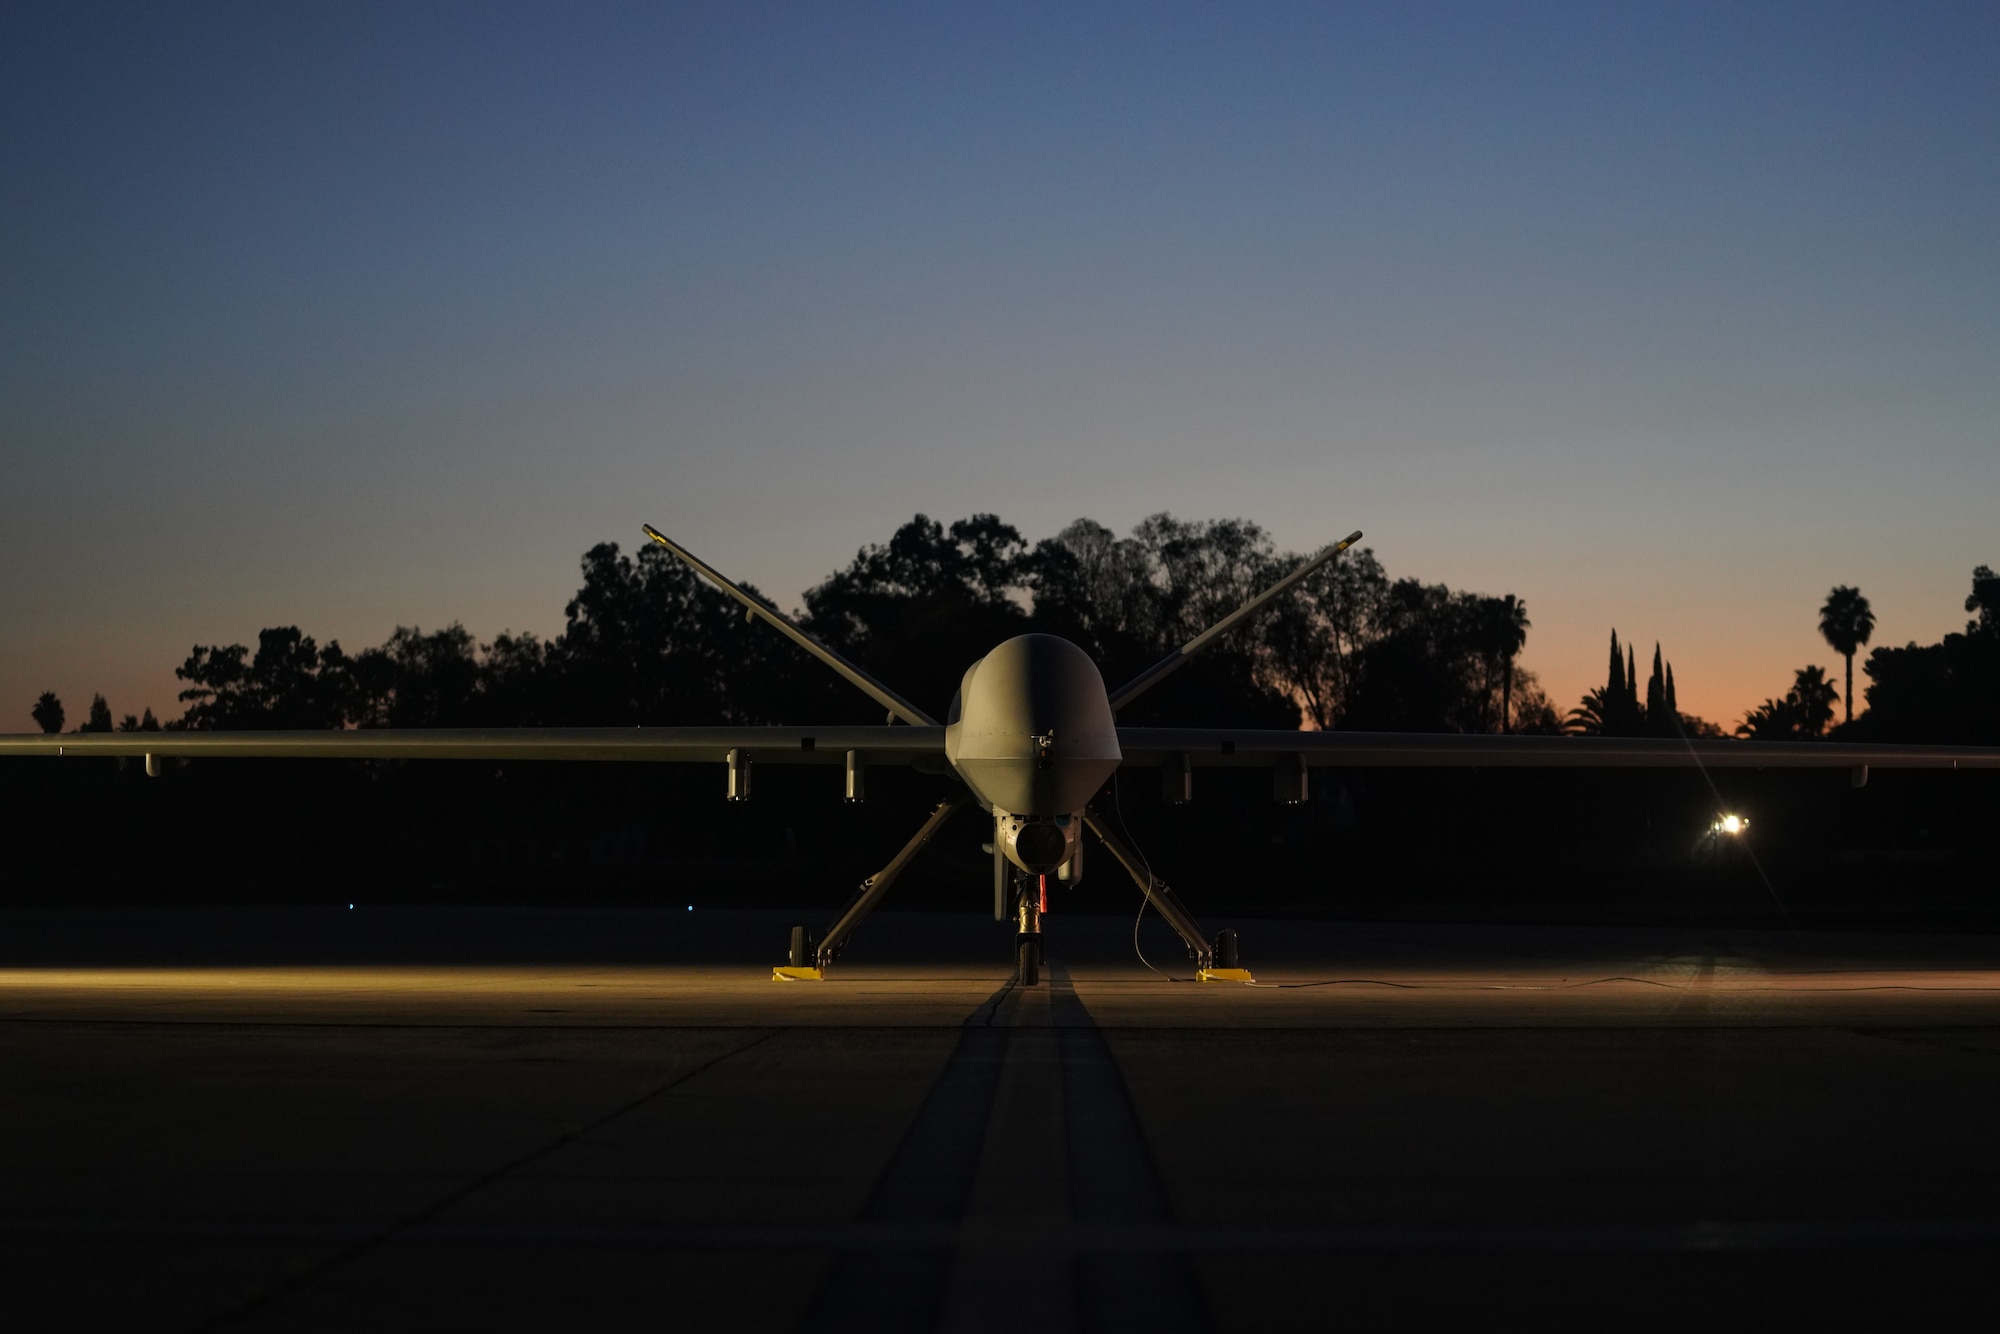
[642,525,938,727]
[1107,529,1363,713]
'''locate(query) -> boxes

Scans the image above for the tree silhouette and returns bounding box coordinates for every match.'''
[1968,565,2000,637]
[1566,686,1611,735]
[1259,543,1389,729]
[31,692,63,734]
[1818,586,1875,727]
[549,541,805,726]
[1850,564,2000,744]
[1791,665,1837,737]
[151,513,1536,737]
[1505,673,1564,733]
[350,625,483,728]
[1474,595,1529,732]
[1738,665,1837,740]
[81,694,114,733]
[1571,636,1705,737]
[1738,695,1798,740]
[1029,515,1527,732]
[1570,631,1646,735]
[805,514,1037,719]
[1644,644,1667,736]
[1639,647,1689,738]
[1335,580,1531,733]
[176,628,353,730]
[477,631,554,725]
[1029,514,1302,726]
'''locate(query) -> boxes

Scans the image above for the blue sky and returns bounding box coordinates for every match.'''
[4,1,1996,727]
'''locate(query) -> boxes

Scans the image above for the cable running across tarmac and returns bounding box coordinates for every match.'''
[1107,771,1189,982]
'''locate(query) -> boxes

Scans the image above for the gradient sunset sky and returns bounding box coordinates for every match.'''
[4,2,1996,730]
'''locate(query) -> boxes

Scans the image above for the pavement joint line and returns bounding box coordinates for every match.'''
[806,977,1020,1332]
[17,1016,2000,1037]
[19,1216,2000,1254]
[180,1024,788,1334]
[1844,1027,2000,1058]
[0,1016,844,1033]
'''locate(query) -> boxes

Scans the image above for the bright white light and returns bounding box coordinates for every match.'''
[1718,815,1746,835]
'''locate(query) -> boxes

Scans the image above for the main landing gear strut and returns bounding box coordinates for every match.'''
[773,798,1250,984]
[774,798,964,981]
[1082,807,1252,983]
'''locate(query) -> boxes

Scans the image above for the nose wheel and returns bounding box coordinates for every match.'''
[1014,872,1044,986]
[1016,933,1042,987]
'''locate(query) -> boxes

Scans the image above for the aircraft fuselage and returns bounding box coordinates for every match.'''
[944,633,1121,873]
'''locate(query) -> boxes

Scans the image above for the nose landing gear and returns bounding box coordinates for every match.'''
[1015,874,1044,986]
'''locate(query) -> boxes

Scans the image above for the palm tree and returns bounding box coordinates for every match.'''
[1818,586,1875,726]
[1737,696,1799,740]
[1566,686,1611,735]
[1479,595,1530,732]
[1735,665,1838,739]
[1790,664,1838,738]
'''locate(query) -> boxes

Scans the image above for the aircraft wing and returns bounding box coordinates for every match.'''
[1115,728,2000,771]
[0,726,947,765]
[9,724,1996,772]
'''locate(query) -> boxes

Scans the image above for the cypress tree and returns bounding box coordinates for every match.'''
[1646,644,1668,735]
[1594,629,1667,737]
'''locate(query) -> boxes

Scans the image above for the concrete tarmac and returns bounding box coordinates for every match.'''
[6,906,2000,1331]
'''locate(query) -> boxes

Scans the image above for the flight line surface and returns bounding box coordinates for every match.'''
[6,908,2000,1331]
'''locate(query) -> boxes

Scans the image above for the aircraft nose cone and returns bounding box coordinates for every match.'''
[944,634,1122,816]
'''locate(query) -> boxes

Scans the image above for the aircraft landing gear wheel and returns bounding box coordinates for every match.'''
[1016,934,1042,987]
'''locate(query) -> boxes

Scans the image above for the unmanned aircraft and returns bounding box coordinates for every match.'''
[5,523,1998,986]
